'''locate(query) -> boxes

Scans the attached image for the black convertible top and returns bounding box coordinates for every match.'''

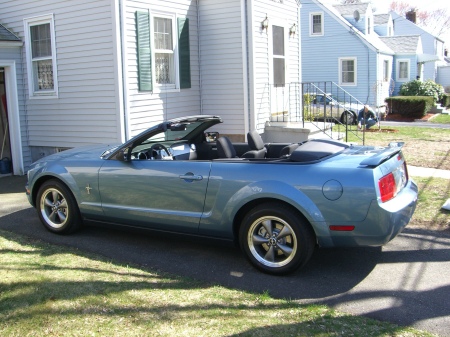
[289,139,350,162]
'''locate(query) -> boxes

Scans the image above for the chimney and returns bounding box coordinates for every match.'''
[406,9,417,23]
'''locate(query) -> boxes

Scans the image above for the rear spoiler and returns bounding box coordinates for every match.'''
[359,142,405,167]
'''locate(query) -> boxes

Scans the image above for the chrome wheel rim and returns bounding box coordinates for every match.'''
[40,188,69,229]
[247,216,297,268]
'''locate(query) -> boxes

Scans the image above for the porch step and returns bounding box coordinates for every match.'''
[430,104,445,114]
[263,121,344,142]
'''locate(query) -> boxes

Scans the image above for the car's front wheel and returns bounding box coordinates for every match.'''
[36,180,82,234]
[239,202,315,275]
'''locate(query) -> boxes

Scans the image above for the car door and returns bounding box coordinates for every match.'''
[98,159,211,233]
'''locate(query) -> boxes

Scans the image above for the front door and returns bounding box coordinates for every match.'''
[98,160,211,233]
[0,68,12,174]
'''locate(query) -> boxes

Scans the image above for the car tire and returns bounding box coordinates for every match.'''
[341,111,355,125]
[239,202,315,275]
[36,179,82,234]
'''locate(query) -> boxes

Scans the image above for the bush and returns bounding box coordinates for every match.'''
[385,96,434,118]
[399,79,444,103]
[441,93,450,108]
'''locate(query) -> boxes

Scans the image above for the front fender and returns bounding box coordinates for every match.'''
[27,162,102,217]
[27,163,77,207]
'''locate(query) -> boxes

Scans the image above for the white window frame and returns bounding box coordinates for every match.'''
[396,59,410,81]
[24,14,58,98]
[309,12,324,36]
[150,11,179,93]
[269,23,288,86]
[383,60,390,82]
[338,57,357,86]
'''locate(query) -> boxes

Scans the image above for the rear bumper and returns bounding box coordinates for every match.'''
[318,179,418,247]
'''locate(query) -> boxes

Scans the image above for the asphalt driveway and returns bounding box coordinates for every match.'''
[1,175,449,336]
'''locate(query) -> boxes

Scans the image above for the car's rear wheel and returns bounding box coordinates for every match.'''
[341,111,355,125]
[36,180,82,234]
[239,202,315,275]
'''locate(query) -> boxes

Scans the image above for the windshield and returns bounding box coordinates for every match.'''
[142,121,204,143]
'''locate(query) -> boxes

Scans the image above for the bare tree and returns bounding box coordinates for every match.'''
[389,1,450,39]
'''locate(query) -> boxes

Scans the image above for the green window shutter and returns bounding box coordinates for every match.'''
[178,17,191,89]
[136,11,152,91]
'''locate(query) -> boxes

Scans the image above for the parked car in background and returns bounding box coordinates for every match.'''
[26,115,418,275]
[306,93,361,125]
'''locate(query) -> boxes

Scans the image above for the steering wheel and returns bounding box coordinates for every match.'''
[149,143,170,159]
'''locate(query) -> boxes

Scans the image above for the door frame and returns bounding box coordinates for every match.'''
[0,60,23,175]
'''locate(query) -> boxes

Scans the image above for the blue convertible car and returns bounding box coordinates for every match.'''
[26,115,418,275]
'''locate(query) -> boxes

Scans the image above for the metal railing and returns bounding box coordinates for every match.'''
[266,81,378,144]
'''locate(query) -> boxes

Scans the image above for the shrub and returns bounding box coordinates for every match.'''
[385,96,434,118]
[441,93,450,108]
[399,79,444,103]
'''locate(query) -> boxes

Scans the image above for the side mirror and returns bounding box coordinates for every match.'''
[205,131,219,143]
[115,149,128,161]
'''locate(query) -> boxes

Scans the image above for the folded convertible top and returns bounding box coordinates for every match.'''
[289,139,350,162]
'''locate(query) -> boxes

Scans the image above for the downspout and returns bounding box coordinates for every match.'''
[366,44,370,104]
[241,0,251,134]
[197,0,203,115]
[117,0,128,141]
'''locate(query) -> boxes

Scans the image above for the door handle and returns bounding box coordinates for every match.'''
[179,174,203,181]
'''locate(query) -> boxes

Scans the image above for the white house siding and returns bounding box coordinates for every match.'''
[197,0,246,138]
[0,0,123,160]
[124,0,201,138]
[252,0,300,131]
[301,2,380,106]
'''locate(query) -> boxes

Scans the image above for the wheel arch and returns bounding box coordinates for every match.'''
[30,174,78,208]
[341,110,358,125]
[232,198,317,245]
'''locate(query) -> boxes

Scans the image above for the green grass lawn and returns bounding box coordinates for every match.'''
[430,113,450,124]
[0,230,436,337]
[410,177,450,231]
[341,123,450,170]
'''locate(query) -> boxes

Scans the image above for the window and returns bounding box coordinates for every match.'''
[136,11,191,92]
[383,60,389,82]
[367,18,371,34]
[154,17,174,86]
[272,25,285,86]
[310,13,323,36]
[339,58,357,85]
[24,14,58,97]
[397,59,409,81]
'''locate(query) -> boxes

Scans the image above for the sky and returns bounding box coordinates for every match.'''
[322,0,450,45]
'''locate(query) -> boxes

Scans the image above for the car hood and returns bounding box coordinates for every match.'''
[32,143,121,165]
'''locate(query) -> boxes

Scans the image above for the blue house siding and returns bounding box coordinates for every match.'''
[392,55,418,95]
[390,12,444,82]
[301,2,385,106]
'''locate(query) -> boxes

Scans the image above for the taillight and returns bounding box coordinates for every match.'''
[379,172,396,202]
